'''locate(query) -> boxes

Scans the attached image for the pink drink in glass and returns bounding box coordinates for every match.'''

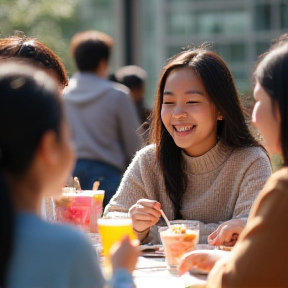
[54,190,105,232]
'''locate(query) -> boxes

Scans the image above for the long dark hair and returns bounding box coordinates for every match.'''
[255,41,288,165]
[149,45,262,218]
[0,62,62,286]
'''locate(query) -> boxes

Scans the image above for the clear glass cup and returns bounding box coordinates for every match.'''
[53,189,105,233]
[97,217,137,257]
[97,217,137,276]
[159,221,200,269]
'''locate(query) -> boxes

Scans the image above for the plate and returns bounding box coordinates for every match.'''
[139,244,165,257]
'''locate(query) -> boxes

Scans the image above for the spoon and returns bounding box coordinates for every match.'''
[73,177,82,191]
[160,209,171,228]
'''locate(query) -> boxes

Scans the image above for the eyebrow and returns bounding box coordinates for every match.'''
[163,90,204,96]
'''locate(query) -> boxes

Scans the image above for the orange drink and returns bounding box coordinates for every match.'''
[97,218,137,257]
[160,224,199,268]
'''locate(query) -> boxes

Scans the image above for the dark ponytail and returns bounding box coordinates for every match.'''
[0,62,62,287]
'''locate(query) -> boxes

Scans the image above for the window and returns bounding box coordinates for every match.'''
[167,12,196,35]
[256,41,270,58]
[255,4,271,31]
[195,10,249,35]
[196,12,222,35]
[222,11,249,34]
[280,2,288,29]
[215,43,246,63]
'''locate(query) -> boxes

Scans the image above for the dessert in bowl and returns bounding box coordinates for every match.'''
[160,224,199,268]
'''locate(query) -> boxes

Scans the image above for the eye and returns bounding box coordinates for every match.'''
[163,101,174,105]
[187,101,199,104]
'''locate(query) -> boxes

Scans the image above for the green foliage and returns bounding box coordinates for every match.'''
[0,0,116,76]
[0,0,79,75]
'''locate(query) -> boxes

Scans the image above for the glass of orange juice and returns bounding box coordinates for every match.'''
[97,217,137,257]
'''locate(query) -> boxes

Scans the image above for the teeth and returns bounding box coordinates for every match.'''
[175,126,193,132]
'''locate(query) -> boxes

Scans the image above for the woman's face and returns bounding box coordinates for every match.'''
[252,81,281,154]
[161,67,221,157]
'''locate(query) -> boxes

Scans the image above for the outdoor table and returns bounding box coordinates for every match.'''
[134,256,207,288]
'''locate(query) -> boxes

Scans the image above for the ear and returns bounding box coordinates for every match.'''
[217,111,224,120]
[37,131,60,166]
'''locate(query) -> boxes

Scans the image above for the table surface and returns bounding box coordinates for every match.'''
[94,238,211,288]
[134,256,207,288]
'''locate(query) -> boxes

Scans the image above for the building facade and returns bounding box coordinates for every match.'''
[82,0,288,105]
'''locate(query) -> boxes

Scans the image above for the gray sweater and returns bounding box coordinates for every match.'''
[64,73,141,172]
[104,141,271,244]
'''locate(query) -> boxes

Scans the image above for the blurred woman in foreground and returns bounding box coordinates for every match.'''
[0,62,138,288]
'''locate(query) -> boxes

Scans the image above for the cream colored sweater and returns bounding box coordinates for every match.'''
[104,141,271,244]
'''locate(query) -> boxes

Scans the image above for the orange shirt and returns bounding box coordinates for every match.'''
[208,167,288,288]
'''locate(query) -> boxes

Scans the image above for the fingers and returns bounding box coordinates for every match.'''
[179,250,228,276]
[131,204,162,219]
[208,226,234,246]
[223,233,238,246]
[121,235,139,246]
[129,200,162,233]
[178,252,198,276]
[110,235,140,273]
[208,230,218,241]
[208,219,245,246]
[129,200,162,222]
[178,251,207,276]
[136,199,162,210]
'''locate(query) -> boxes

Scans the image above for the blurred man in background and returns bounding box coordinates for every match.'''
[112,65,151,125]
[64,30,140,208]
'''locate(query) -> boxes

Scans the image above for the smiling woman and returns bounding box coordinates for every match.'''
[178,37,288,288]
[104,44,271,246]
[161,67,221,157]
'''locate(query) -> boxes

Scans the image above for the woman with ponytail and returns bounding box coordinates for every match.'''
[105,45,271,246]
[0,62,138,288]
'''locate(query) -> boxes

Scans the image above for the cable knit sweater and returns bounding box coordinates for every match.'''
[104,141,271,244]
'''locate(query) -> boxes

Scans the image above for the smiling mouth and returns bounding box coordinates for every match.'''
[173,125,196,132]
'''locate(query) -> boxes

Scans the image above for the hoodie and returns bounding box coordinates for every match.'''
[64,72,141,172]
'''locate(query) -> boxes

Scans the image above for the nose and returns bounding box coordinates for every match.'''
[172,105,187,118]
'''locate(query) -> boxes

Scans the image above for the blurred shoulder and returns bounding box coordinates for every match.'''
[110,81,130,95]
[134,144,156,162]
[126,144,156,170]
[259,167,288,202]
[40,221,92,251]
[267,167,288,187]
[233,145,269,162]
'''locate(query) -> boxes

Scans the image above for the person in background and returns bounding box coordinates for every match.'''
[178,39,288,288]
[64,30,140,208]
[0,61,138,288]
[0,34,68,90]
[104,44,271,246]
[0,33,69,221]
[112,65,151,125]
